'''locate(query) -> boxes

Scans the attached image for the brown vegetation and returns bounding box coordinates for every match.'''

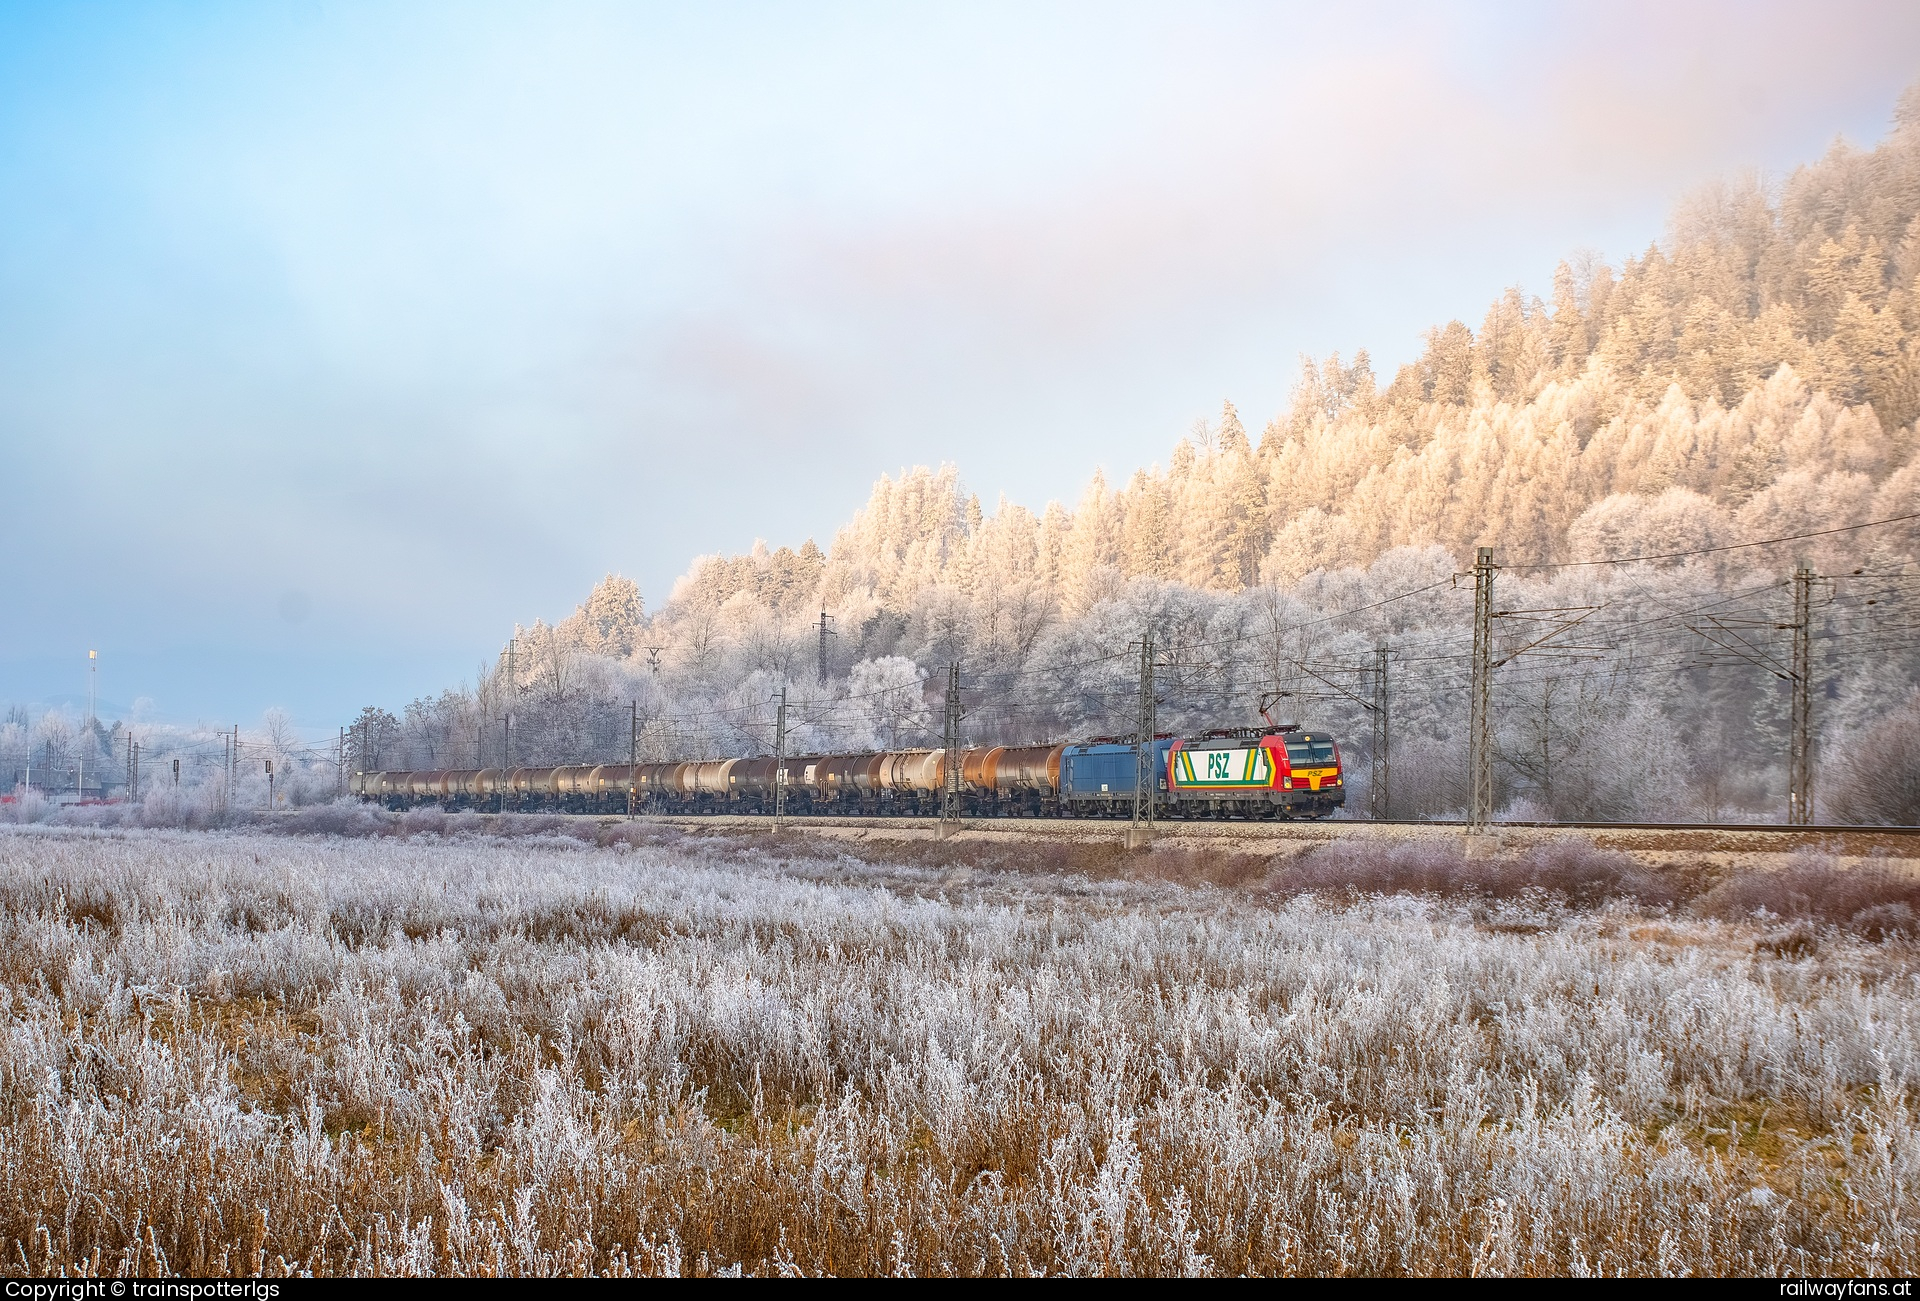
[1,825,1917,1276]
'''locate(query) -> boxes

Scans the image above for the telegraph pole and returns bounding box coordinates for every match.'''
[1371,644,1391,820]
[940,664,962,831]
[128,741,136,803]
[499,714,512,811]
[629,700,639,819]
[337,727,345,797]
[1468,546,1496,830]
[1130,631,1156,846]
[1788,564,1815,826]
[817,609,836,683]
[773,686,789,832]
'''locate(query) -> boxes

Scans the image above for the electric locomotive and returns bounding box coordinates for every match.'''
[1165,726,1344,817]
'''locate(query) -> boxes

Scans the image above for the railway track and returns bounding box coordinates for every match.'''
[618,812,1920,860]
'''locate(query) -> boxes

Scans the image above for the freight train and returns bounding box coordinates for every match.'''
[349,725,1345,820]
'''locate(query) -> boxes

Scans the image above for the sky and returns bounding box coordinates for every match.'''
[2,0,1918,735]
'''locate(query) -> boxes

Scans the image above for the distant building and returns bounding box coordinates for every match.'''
[5,768,115,804]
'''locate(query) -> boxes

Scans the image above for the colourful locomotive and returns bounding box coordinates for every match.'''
[349,725,1343,820]
[1167,727,1344,817]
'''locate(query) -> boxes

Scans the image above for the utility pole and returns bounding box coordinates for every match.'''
[1370,644,1391,820]
[1130,631,1157,846]
[122,743,130,803]
[773,686,789,832]
[940,663,962,832]
[498,714,511,812]
[337,727,345,797]
[629,700,638,820]
[173,757,179,789]
[126,734,133,802]
[265,759,273,811]
[1788,564,1815,826]
[817,609,836,683]
[506,635,517,702]
[644,646,664,676]
[1468,546,1496,830]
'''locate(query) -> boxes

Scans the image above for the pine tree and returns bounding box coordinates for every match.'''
[1120,469,1173,579]
[1217,400,1250,455]
[1425,321,1475,405]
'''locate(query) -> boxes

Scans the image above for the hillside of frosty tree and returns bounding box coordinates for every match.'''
[64,86,1920,826]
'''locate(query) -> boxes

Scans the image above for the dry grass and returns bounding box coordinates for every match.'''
[1,823,1917,1277]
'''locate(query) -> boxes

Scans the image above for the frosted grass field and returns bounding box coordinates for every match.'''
[1,823,1916,1277]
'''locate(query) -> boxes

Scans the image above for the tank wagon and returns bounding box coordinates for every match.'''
[350,725,1343,820]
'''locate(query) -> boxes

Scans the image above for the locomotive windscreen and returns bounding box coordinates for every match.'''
[1285,737,1337,764]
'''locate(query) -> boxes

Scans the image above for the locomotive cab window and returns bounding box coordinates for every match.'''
[1285,738,1337,764]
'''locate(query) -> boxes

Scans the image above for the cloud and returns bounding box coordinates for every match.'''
[2,0,1915,724]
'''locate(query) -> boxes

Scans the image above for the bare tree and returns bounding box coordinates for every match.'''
[1828,690,1920,825]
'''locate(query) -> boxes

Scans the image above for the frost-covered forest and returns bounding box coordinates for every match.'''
[336,96,1920,825]
[15,92,1920,825]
